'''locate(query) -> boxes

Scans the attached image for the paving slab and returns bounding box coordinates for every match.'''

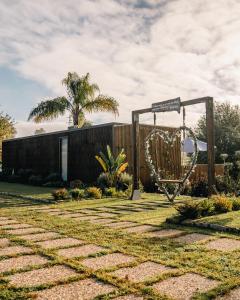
[20,232,61,242]
[113,210,133,215]
[173,233,212,244]
[0,220,18,226]
[146,229,185,239]
[0,238,10,248]
[36,238,84,249]
[34,278,116,300]
[114,295,144,300]
[5,227,46,235]
[1,223,32,229]
[0,217,9,221]
[81,253,136,270]
[216,287,240,299]
[61,213,87,219]
[7,265,78,287]
[80,209,98,214]
[153,273,219,300]
[75,215,100,221]
[0,245,33,256]
[104,222,139,229]
[205,238,240,251]
[93,218,115,224]
[111,261,172,283]
[97,212,118,218]
[57,244,106,258]
[123,225,157,234]
[0,254,49,273]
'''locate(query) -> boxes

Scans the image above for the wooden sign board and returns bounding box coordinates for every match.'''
[152,97,181,113]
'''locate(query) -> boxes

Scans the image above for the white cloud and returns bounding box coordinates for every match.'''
[1,0,240,136]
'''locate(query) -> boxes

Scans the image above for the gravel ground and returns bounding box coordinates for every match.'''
[8,265,78,287]
[36,238,84,249]
[5,227,46,235]
[81,253,136,270]
[0,238,10,248]
[173,233,212,244]
[216,287,240,299]
[153,273,219,300]
[205,238,240,251]
[146,229,185,238]
[0,254,49,273]
[33,278,116,300]
[0,245,33,256]
[111,261,171,283]
[123,225,157,234]
[57,244,106,258]
[20,232,61,242]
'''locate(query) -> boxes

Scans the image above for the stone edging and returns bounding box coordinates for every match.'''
[182,219,240,234]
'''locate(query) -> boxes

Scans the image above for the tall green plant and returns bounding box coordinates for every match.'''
[95,145,128,186]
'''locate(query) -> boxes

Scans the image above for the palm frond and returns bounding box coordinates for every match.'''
[28,97,69,123]
[82,95,119,115]
[95,155,107,172]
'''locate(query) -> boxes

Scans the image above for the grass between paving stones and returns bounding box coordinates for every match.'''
[0,195,240,299]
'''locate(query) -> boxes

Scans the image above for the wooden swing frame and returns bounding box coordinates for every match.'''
[130,96,215,200]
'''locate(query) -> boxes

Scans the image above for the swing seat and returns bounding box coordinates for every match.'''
[158,179,183,184]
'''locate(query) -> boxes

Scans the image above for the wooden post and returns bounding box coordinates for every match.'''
[206,97,215,196]
[131,111,141,200]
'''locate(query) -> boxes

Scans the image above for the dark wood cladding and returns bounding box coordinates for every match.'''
[2,123,181,187]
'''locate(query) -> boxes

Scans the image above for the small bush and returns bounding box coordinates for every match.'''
[97,172,112,189]
[44,173,61,183]
[70,188,85,200]
[175,200,202,219]
[191,179,208,197]
[198,199,215,216]
[212,195,233,213]
[52,188,69,200]
[215,175,236,194]
[70,179,84,189]
[232,198,240,211]
[17,169,33,183]
[28,175,43,186]
[117,172,132,191]
[104,187,117,197]
[7,174,21,183]
[42,181,65,188]
[85,187,102,199]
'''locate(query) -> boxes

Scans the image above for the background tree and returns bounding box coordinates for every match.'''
[0,112,16,162]
[34,128,46,135]
[195,101,240,163]
[28,72,119,127]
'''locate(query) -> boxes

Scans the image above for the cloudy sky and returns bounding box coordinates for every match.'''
[1,0,240,137]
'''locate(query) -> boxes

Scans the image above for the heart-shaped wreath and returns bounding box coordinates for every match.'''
[145,126,198,202]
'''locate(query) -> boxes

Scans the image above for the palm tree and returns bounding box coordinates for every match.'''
[28,72,119,127]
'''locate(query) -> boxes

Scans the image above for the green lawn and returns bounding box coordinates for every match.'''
[0,182,54,200]
[0,193,240,299]
[195,210,240,228]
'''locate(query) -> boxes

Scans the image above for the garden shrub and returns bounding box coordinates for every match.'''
[198,199,215,216]
[70,188,85,200]
[104,187,117,197]
[7,174,21,183]
[175,200,202,219]
[117,172,132,191]
[191,179,208,197]
[232,198,240,211]
[85,187,102,199]
[52,188,69,200]
[17,169,33,183]
[215,175,236,194]
[97,172,112,189]
[212,195,233,213]
[70,179,84,189]
[28,175,43,186]
[42,181,65,188]
[44,172,61,183]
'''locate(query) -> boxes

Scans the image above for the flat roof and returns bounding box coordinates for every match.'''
[4,122,126,142]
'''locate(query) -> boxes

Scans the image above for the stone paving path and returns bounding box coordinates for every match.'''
[1,203,240,299]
